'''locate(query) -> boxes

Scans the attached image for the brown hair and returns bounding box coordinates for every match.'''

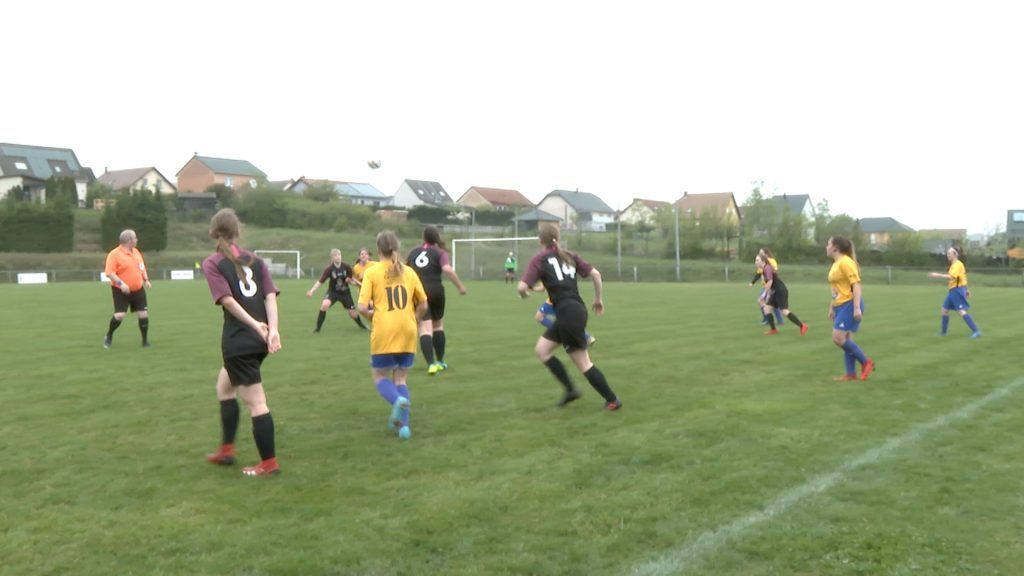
[539,223,574,266]
[422,225,446,251]
[376,230,403,278]
[209,208,252,277]
[829,235,859,266]
[760,247,775,259]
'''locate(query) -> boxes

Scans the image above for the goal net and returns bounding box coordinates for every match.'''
[450,236,538,280]
[253,250,302,278]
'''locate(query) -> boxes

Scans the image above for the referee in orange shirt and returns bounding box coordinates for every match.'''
[103,229,152,348]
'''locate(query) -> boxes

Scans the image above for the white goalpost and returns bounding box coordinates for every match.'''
[451,236,538,279]
[254,250,302,278]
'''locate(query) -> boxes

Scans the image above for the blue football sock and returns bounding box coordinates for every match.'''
[963,314,979,332]
[841,339,868,365]
[396,384,410,425]
[539,315,554,329]
[940,315,949,334]
[376,378,398,405]
[844,351,856,375]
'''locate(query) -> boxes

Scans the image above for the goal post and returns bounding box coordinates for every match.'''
[451,236,538,279]
[253,250,302,278]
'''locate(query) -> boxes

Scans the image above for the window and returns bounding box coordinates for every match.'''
[14,161,28,170]
[224,176,233,188]
[142,178,148,188]
[249,179,257,188]
[1013,212,1024,223]
[53,165,62,173]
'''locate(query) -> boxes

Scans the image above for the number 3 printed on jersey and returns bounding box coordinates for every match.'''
[238,265,258,297]
[547,257,576,281]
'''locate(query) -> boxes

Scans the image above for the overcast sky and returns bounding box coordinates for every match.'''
[6,1,1022,235]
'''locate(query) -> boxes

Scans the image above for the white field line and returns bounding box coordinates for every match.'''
[630,378,1024,576]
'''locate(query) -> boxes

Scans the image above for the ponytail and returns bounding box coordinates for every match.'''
[538,223,574,266]
[376,230,404,278]
[210,208,252,277]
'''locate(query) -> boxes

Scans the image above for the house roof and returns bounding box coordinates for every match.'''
[767,193,812,215]
[917,228,966,239]
[180,155,267,178]
[0,142,92,181]
[674,192,738,217]
[858,217,915,233]
[301,178,388,199]
[513,208,562,222]
[461,186,533,207]
[543,190,614,213]
[403,179,453,205]
[97,167,177,192]
[628,198,671,211]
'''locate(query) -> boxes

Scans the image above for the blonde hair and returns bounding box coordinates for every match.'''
[376,230,403,278]
[209,208,251,277]
[538,223,574,266]
[330,248,341,258]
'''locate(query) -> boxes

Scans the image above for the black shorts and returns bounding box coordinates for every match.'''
[425,287,446,322]
[112,287,148,313]
[543,301,589,352]
[767,282,790,310]
[224,353,268,387]
[327,291,355,310]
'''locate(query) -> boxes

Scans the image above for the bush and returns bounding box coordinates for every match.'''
[0,202,74,252]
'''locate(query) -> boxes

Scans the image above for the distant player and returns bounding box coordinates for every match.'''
[756,253,808,336]
[504,251,518,284]
[407,226,467,375]
[202,208,282,476]
[929,247,981,338]
[357,230,428,440]
[352,247,376,284]
[518,223,621,410]
[749,247,784,327]
[306,249,367,332]
[827,236,874,381]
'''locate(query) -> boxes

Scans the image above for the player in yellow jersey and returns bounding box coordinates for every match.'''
[929,247,981,338]
[351,247,377,284]
[827,236,874,381]
[357,231,428,439]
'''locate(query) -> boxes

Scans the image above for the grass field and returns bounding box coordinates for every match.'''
[1,279,1022,575]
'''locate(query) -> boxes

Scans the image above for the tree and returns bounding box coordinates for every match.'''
[205,183,238,209]
[86,182,115,209]
[45,176,79,208]
[813,199,832,244]
[101,190,168,251]
[303,183,339,203]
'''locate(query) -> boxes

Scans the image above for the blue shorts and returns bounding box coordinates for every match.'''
[370,353,415,369]
[943,287,970,311]
[538,302,554,316]
[832,300,865,332]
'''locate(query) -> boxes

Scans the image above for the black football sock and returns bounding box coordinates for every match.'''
[107,316,122,338]
[139,318,149,343]
[766,314,776,330]
[543,357,575,392]
[252,412,275,461]
[786,312,803,327]
[583,365,617,402]
[433,330,446,362]
[220,399,240,445]
[315,311,326,331]
[420,334,435,364]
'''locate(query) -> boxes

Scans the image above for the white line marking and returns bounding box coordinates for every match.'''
[630,378,1024,576]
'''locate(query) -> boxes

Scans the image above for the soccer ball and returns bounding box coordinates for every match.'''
[367,160,381,169]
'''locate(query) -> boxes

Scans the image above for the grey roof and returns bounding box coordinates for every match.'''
[858,217,915,233]
[513,208,562,222]
[192,155,267,178]
[0,142,92,182]
[545,190,614,213]
[767,193,812,215]
[336,182,387,199]
[97,167,176,192]
[404,179,453,205]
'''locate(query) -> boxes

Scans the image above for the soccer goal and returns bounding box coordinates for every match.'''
[450,236,538,280]
[254,250,302,278]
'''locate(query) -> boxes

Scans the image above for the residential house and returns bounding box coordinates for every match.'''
[175,154,267,193]
[456,186,533,212]
[266,179,295,191]
[535,190,616,231]
[618,198,671,226]
[392,179,454,208]
[918,228,967,255]
[859,217,915,248]
[288,177,390,207]
[97,167,177,197]
[767,193,815,240]
[0,142,95,205]
[1007,210,1024,241]
[674,192,741,228]
[512,207,562,231]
